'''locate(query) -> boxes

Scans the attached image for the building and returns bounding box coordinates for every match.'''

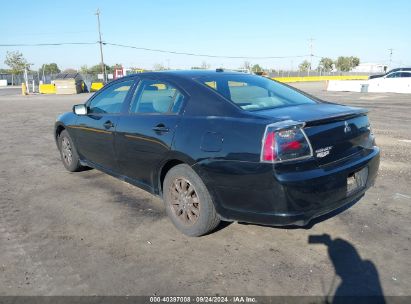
[351,63,387,73]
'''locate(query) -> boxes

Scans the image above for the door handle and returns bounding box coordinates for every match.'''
[103,120,114,129]
[152,124,170,133]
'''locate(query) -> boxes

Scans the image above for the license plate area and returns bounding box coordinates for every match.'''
[347,167,368,196]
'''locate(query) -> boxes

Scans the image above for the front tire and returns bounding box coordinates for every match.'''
[163,164,220,237]
[58,130,82,172]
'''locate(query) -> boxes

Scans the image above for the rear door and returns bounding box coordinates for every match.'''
[74,79,135,171]
[115,77,186,189]
[376,71,400,92]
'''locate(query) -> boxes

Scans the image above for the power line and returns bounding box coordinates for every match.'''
[0,41,309,59]
[104,42,309,59]
[0,41,405,67]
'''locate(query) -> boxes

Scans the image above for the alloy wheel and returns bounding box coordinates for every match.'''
[168,177,200,225]
[61,137,73,166]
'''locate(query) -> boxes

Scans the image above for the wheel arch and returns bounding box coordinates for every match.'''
[54,123,66,147]
[155,152,198,196]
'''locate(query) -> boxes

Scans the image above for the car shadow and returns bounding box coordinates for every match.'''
[77,166,94,172]
[207,221,234,235]
[308,234,385,304]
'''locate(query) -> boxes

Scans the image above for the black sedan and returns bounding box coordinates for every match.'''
[54,70,380,236]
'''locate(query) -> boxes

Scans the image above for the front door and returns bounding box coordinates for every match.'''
[74,79,135,171]
[115,78,185,189]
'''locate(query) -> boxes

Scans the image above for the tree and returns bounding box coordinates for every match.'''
[79,65,89,74]
[40,63,61,75]
[86,64,111,75]
[243,61,251,70]
[350,56,360,68]
[252,64,263,73]
[318,57,334,72]
[298,60,311,72]
[335,56,360,72]
[4,51,30,84]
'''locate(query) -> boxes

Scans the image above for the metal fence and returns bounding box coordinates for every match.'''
[0,70,381,92]
[0,72,100,93]
[0,73,28,86]
[267,70,380,77]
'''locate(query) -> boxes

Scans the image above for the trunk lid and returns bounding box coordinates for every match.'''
[257,103,372,165]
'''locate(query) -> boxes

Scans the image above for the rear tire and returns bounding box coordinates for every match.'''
[58,130,82,172]
[163,164,220,237]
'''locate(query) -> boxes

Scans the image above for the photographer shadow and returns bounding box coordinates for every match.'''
[309,234,385,304]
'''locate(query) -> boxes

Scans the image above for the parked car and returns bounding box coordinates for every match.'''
[55,70,380,236]
[369,67,411,79]
[367,70,411,93]
[378,70,411,78]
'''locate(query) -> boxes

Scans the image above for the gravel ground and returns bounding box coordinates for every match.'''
[0,83,410,298]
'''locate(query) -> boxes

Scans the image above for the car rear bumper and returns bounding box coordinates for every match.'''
[221,190,366,227]
[196,146,380,226]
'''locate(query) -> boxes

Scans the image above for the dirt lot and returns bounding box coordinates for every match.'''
[0,83,410,297]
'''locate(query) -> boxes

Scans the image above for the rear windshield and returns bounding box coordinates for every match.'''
[195,74,317,111]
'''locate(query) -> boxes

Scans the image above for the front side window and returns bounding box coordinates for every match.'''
[88,80,134,114]
[130,80,184,114]
[198,74,316,111]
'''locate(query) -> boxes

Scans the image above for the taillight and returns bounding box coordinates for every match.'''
[261,121,313,163]
[263,132,276,161]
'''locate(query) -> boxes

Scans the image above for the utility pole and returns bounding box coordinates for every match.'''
[308,37,315,76]
[95,9,107,83]
[388,48,393,69]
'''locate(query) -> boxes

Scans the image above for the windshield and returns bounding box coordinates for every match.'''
[195,74,317,111]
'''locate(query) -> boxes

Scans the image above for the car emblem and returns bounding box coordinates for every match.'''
[344,121,351,133]
[315,146,333,158]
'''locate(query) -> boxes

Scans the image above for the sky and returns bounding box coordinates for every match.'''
[0,0,410,71]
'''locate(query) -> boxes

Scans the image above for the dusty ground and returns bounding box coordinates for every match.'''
[0,83,410,298]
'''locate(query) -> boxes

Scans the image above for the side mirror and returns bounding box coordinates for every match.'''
[73,104,88,115]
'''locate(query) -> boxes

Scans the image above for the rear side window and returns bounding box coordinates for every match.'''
[198,74,316,111]
[88,80,134,114]
[130,80,184,114]
[228,80,272,104]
